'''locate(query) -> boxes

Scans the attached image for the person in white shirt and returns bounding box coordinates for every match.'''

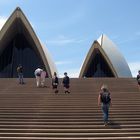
[34,68,43,87]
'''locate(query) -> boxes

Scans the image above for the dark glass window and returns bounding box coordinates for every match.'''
[0,34,47,78]
[84,49,114,77]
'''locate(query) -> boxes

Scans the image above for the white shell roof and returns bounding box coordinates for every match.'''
[98,34,132,77]
[79,34,132,78]
[41,43,58,76]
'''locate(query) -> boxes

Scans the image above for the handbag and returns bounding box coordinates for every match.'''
[53,83,58,86]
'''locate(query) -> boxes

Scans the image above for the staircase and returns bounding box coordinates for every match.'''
[0,78,139,140]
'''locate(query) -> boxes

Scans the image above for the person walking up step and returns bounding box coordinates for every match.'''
[98,84,112,126]
[62,72,70,94]
[17,64,24,84]
[52,72,59,93]
[34,67,43,87]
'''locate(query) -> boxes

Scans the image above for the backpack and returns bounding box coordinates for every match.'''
[100,92,111,104]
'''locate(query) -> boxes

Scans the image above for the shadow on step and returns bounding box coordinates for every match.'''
[107,120,121,129]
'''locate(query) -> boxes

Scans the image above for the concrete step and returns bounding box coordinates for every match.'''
[0,78,139,139]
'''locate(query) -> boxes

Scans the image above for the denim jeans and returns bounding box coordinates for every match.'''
[18,73,24,84]
[101,103,110,122]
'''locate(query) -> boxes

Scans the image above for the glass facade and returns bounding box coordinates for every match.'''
[0,34,47,78]
[84,48,114,77]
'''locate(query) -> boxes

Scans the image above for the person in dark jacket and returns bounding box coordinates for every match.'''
[62,72,70,93]
[17,64,24,84]
[52,72,59,93]
[137,70,140,89]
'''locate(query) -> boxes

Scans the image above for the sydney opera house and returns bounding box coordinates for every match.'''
[0,7,140,140]
[0,7,132,78]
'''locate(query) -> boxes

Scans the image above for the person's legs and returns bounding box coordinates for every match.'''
[36,76,40,87]
[64,87,68,93]
[20,73,24,84]
[138,82,140,90]
[18,73,23,84]
[105,105,109,122]
[53,85,58,93]
[64,86,66,93]
[52,85,58,93]
[67,87,70,93]
[64,85,70,93]
[101,104,109,125]
[67,86,70,93]
[41,80,44,87]
[18,74,21,84]
[55,87,58,93]
[41,77,45,87]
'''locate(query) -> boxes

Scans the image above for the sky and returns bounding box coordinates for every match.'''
[0,0,139,77]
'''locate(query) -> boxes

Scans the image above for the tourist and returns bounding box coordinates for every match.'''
[52,72,59,93]
[62,72,70,93]
[98,84,112,126]
[17,64,24,84]
[34,67,43,87]
[41,68,47,87]
[137,70,140,89]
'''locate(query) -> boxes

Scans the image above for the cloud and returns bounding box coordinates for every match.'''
[47,35,85,46]
[128,62,140,77]
[0,16,7,30]
[118,37,139,45]
[59,68,79,78]
[45,5,86,30]
[55,60,73,66]
[135,31,140,36]
[116,31,140,45]
[55,60,80,77]
[0,0,12,5]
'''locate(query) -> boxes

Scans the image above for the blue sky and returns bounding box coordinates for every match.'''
[0,0,139,77]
